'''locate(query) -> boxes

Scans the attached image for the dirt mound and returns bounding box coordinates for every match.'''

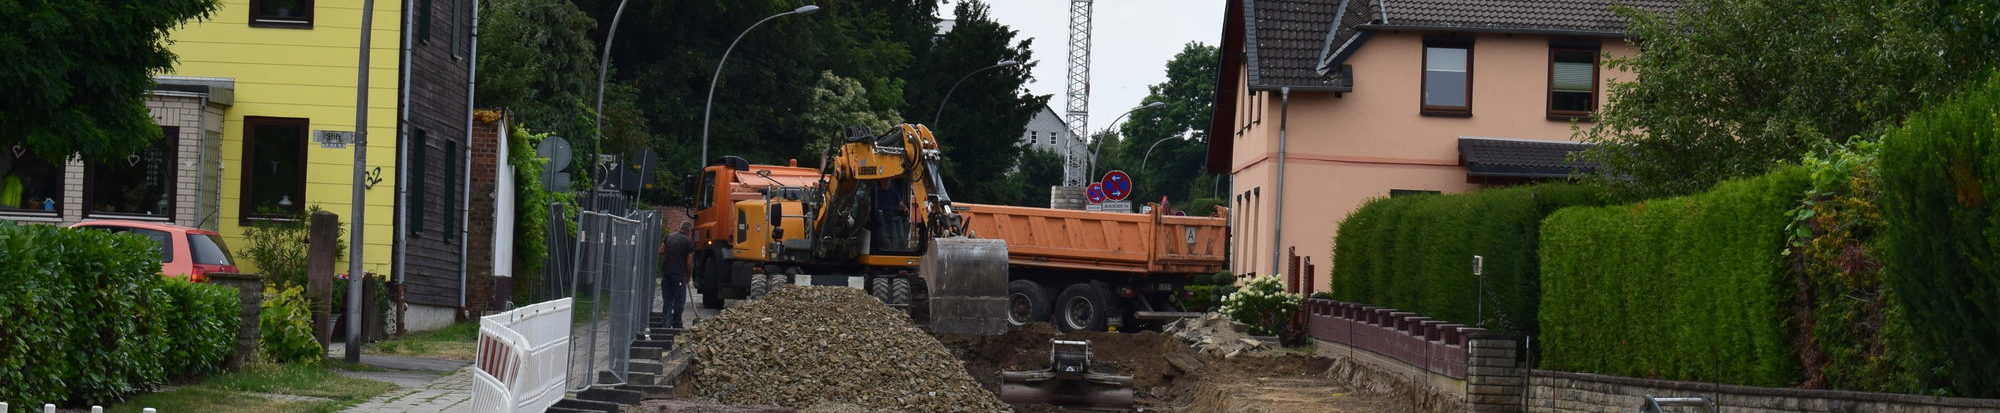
[1164,313,1272,358]
[938,324,1394,412]
[682,286,1010,413]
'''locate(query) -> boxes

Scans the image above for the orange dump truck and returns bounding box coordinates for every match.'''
[960,203,1228,331]
[687,157,1228,332]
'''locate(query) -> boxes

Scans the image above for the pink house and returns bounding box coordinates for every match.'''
[1208,0,1677,288]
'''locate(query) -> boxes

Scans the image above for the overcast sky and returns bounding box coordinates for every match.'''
[969,0,1225,134]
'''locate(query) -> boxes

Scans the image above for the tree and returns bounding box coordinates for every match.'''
[0,0,219,163]
[1105,43,1219,207]
[477,0,650,165]
[906,0,1045,204]
[1580,0,2000,198]
[574,0,943,175]
[800,70,902,157]
[1009,148,1065,207]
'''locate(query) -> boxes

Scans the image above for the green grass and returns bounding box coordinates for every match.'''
[369,321,479,361]
[107,362,396,413]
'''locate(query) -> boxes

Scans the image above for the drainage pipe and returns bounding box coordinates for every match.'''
[1270,87,1289,276]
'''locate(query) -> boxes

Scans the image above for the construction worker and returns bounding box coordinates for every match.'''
[658,221,695,328]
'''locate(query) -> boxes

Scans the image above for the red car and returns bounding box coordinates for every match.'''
[70,220,239,282]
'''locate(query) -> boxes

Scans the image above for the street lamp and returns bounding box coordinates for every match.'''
[1138,133,1190,172]
[932,59,1022,127]
[1089,101,1167,179]
[699,4,821,166]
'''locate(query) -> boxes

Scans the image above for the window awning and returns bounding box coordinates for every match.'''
[1457,137,1597,178]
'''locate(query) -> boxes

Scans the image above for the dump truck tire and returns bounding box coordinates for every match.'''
[1007,280,1052,327]
[700,256,726,309]
[1055,282,1108,332]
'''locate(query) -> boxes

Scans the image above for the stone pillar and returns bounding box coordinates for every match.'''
[1467,334,1526,413]
[206,273,264,371]
[1050,186,1086,210]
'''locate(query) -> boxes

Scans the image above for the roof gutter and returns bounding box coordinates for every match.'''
[1358,24,1628,38]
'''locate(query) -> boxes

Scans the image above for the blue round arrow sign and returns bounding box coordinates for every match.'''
[1102,170,1132,201]
[1086,183,1107,204]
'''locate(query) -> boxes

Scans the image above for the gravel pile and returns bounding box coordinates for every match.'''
[683,286,1011,413]
[1163,313,1270,358]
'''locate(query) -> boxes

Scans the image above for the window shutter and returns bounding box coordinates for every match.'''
[410,131,426,233]
[1553,61,1593,92]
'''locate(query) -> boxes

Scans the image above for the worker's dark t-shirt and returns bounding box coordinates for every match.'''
[662,231,694,277]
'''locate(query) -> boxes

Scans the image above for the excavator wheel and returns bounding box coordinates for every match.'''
[892,277,913,306]
[749,273,769,300]
[870,277,894,304]
[918,237,1011,335]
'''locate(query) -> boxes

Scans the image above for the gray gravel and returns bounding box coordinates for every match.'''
[684,286,1011,413]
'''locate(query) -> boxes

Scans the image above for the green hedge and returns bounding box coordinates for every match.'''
[1329,184,1602,334]
[159,279,239,377]
[0,222,238,405]
[1538,168,1809,387]
[1878,74,2000,396]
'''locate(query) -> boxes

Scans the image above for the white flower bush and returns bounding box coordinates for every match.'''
[1218,274,1304,336]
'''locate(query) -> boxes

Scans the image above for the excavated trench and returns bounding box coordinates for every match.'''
[638,286,1391,412]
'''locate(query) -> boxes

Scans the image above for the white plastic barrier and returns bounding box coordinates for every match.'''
[470,297,574,413]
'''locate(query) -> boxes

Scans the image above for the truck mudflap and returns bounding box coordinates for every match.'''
[918,237,1010,335]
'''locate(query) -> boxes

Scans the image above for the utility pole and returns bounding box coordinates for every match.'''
[346,0,376,364]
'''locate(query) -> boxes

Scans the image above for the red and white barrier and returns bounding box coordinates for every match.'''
[470,297,574,413]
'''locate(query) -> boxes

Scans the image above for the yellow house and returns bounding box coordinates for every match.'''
[164,0,407,279]
[0,0,482,331]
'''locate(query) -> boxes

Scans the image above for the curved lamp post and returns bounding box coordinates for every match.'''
[700,4,821,165]
[1138,133,1190,172]
[1088,101,1167,179]
[931,59,1022,127]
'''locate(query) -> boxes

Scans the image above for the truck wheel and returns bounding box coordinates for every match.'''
[1055,283,1108,332]
[1007,280,1052,327]
[871,277,893,303]
[749,273,769,299]
[891,278,913,306]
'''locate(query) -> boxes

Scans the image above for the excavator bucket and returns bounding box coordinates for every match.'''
[999,339,1136,410]
[918,237,1010,335]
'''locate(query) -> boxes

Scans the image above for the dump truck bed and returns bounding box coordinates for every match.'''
[959,203,1227,275]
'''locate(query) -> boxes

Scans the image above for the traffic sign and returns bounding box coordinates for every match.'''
[1086,182,1107,204]
[1102,170,1132,201]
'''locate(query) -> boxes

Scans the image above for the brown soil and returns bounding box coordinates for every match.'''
[937,323,1394,412]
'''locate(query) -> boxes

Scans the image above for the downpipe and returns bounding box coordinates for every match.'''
[1270,87,1289,276]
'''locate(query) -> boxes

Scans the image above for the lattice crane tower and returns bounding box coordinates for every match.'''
[1064,0,1094,185]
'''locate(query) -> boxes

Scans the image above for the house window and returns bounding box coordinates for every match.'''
[1549,46,1600,120]
[419,0,434,44]
[1030,131,1039,145]
[409,130,428,233]
[248,0,314,29]
[0,147,65,217]
[86,127,178,219]
[1421,38,1473,116]
[241,117,308,224]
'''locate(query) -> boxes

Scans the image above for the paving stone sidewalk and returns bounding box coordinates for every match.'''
[332,354,474,413]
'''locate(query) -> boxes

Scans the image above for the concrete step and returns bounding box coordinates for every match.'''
[629,346,663,360]
[578,387,644,406]
[617,383,674,400]
[633,339,674,349]
[626,371,658,386]
[546,407,604,413]
[554,398,621,413]
[629,359,665,375]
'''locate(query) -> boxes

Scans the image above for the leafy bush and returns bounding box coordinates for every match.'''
[0,222,171,404]
[1329,184,1603,334]
[1781,141,1936,393]
[1180,271,1237,313]
[1878,74,2000,397]
[159,278,240,377]
[1219,275,1301,336]
[260,286,323,363]
[1539,168,1809,387]
[239,205,343,290]
[510,125,578,303]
